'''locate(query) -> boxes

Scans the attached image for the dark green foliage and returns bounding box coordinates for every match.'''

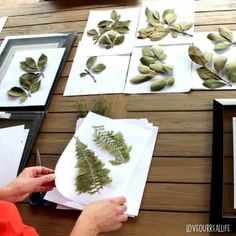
[93,125,132,165]
[75,137,112,194]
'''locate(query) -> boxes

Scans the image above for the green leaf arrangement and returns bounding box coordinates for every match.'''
[87,9,130,49]
[137,7,193,41]
[130,45,175,91]
[93,125,132,165]
[8,54,47,101]
[207,27,236,51]
[80,56,106,83]
[75,137,112,194]
[188,45,236,88]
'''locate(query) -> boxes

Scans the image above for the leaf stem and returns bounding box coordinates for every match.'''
[85,69,97,83]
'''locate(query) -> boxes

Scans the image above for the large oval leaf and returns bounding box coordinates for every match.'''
[91,64,106,73]
[214,41,232,51]
[207,33,226,43]
[142,47,155,57]
[203,79,225,88]
[130,74,154,84]
[219,27,233,42]
[214,56,227,73]
[150,79,166,91]
[197,67,218,80]
[20,73,40,89]
[86,56,97,70]
[87,29,98,36]
[225,61,236,82]
[188,46,207,66]
[30,80,41,93]
[140,56,155,66]
[20,61,37,73]
[114,35,125,45]
[37,53,48,71]
[138,64,155,74]
[99,35,112,49]
[8,87,27,97]
[25,57,37,69]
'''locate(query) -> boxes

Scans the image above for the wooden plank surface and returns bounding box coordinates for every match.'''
[1,0,236,235]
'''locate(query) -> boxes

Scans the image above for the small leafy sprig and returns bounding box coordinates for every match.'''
[75,137,112,194]
[188,45,236,88]
[207,27,236,51]
[87,10,130,49]
[93,125,132,165]
[130,45,175,91]
[138,7,193,41]
[8,54,47,101]
[80,56,106,83]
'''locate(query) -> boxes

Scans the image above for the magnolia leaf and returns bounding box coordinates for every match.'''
[20,61,38,73]
[111,10,118,21]
[149,62,165,73]
[142,47,155,57]
[20,73,39,89]
[150,79,166,91]
[207,33,226,43]
[107,31,117,42]
[130,74,154,84]
[203,52,213,64]
[166,76,175,86]
[98,20,112,28]
[91,64,106,73]
[114,35,125,45]
[203,79,225,88]
[225,61,236,82]
[219,26,233,42]
[197,67,219,80]
[140,56,155,66]
[99,35,112,48]
[214,56,227,73]
[25,57,37,69]
[163,64,174,73]
[37,53,47,71]
[80,72,87,77]
[214,41,232,51]
[138,64,155,74]
[8,87,27,97]
[87,29,98,36]
[188,46,208,66]
[86,56,97,70]
[30,80,41,93]
[145,7,160,26]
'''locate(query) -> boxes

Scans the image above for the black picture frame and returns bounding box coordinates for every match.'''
[0,31,76,111]
[0,111,44,175]
[210,99,236,232]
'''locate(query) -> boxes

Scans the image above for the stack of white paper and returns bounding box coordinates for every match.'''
[0,17,7,33]
[0,125,29,187]
[45,112,158,217]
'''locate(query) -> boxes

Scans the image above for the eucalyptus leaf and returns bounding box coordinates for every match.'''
[30,80,41,93]
[203,79,225,88]
[219,26,233,42]
[150,79,166,91]
[207,33,226,43]
[114,35,125,45]
[188,46,208,66]
[140,56,155,66]
[87,29,98,36]
[37,53,47,71]
[8,87,27,97]
[138,64,155,74]
[214,41,232,51]
[91,64,106,73]
[197,67,219,80]
[20,62,37,73]
[214,56,227,73]
[225,61,236,82]
[130,74,154,84]
[86,56,97,70]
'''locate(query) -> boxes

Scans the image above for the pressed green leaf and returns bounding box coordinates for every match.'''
[178,22,193,31]
[111,10,118,21]
[98,20,112,28]
[203,52,213,64]
[188,46,208,66]
[20,62,38,73]
[99,35,112,48]
[142,47,155,57]
[92,35,99,41]
[145,7,160,26]
[162,9,175,23]
[114,35,125,45]
[170,30,178,38]
[87,29,99,36]
[114,26,129,34]
[30,80,41,93]
[86,56,97,70]
[149,27,169,41]
[219,26,233,42]
[25,57,37,69]
[91,64,106,73]
[113,20,130,28]
[140,56,155,66]
[214,56,227,73]
[166,76,175,86]
[37,53,47,71]
[107,31,117,42]
[149,62,165,73]
[207,33,226,43]
[164,12,177,25]
[203,79,225,88]
[138,27,155,35]
[8,87,27,97]
[20,94,28,101]
[163,64,174,73]
[214,41,232,51]
[80,72,88,77]
[20,73,39,89]
[197,67,219,80]
[138,64,155,74]
[152,45,164,57]
[150,79,166,91]
[226,61,236,82]
[130,74,154,84]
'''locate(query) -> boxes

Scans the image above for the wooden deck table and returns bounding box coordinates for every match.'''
[1,0,236,235]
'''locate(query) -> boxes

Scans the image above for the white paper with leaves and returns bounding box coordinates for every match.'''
[64,46,130,95]
[124,44,191,93]
[191,32,236,90]
[135,0,194,47]
[55,112,153,206]
[0,48,65,107]
[0,16,7,33]
[78,8,140,56]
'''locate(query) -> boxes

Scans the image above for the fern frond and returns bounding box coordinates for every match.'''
[75,137,112,194]
[93,125,132,165]
[92,95,112,117]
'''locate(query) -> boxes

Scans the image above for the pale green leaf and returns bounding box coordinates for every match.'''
[219,26,233,42]
[37,53,47,71]
[91,64,106,73]
[30,80,41,93]
[8,87,27,97]
[114,35,125,45]
[214,56,227,73]
[140,56,155,66]
[188,46,208,66]
[86,56,97,70]
[130,74,154,84]
[203,79,225,88]
[150,79,166,91]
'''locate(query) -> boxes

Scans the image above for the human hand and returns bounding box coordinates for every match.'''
[70,196,128,236]
[1,166,55,202]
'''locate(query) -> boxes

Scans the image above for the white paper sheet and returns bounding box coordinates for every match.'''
[78,8,140,56]
[0,125,29,187]
[191,31,236,90]
[55,112,153,206]
[0,48,65,107]
[0,16,7,33]
[135,0,194,47]
[63,49,130,95]
[124,44,191,93]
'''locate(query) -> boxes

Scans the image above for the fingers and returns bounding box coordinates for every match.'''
[110,196,126,205]
[34,166,55,175]
[36,173,56,187]
[118,214,128,222]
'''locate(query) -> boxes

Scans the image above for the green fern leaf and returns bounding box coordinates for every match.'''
[75,137,112,194]
[93,125,132,165]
